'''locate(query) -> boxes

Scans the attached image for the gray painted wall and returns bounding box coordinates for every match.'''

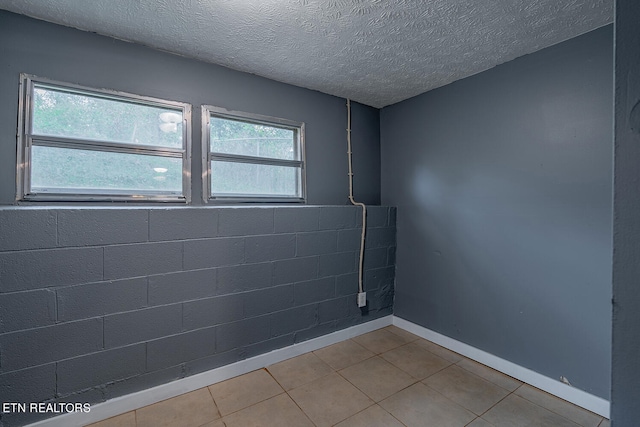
[0,11,381,206]
[381,26,613,399]
[611,0,640,424]
[0,205,396,426]
[0,11,392,427]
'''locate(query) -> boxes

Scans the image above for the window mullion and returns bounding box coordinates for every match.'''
[31,136,185,158]
[210,153,302,168]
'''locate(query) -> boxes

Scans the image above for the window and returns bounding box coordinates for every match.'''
[202,106,305,202]
[17,75,191,202]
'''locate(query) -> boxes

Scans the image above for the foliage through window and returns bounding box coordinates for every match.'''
[18,75,191,202]
[203,106,305,202]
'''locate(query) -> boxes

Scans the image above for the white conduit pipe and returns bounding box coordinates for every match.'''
[346,99,367,306]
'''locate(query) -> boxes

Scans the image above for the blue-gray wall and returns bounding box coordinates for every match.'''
[0,11,393,427]
[381,26,613,399]
[611,0,640,424]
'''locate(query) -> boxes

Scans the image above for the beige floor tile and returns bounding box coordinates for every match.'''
[414,338,465,363]
[208,369,283,416]
[456,358,522,392]
[423,364,510,415]
[339,355,416,402]
[384,325,420,342]
[314,339,375,370]
[136,388,220,427]
[85,411,136,427]
[353,328,411,354]
[467,418,496,427]
[599,419,610,427]
[380,382,476,427]
[223,393,314,427]
[382,342,452,379]
[198,420,226,427]
[267,352,333,390]
[288,372,374,427]
[482,394,581,427]
[334,404,404,427]
[514,384,603,427]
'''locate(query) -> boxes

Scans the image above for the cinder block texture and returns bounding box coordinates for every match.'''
[273,256,318,284]
[319,206,357,230]
[245,234,296,263]
[337,228,362,252]
[57,344,146,394]
[218,208,274,236]
[270,305,317,337]
[217,262,272,293]
[0,318,103,372]
[183,237,244,270]
[104,304,183,348]
[0,364,57,427]
[0,205,395,419]
[0,209,56,251]
[336,273,359,296]
[148,269,216,305]
[57,278,148,321]
[58,209,148,246]
[150,208,218,241]
[319,252,357,277]
[296,231,337,256]
[363,247,388,271]
[274,207,319,233]
[0,247,103,292]
[0,364,56,403]
[294,277,335,306]
[183,294,244,330]
[363,206,389,228]
[216,317,270,353]
[146,327,216,371]
[244,285,294,317]
[104,241,183,279]
[0,289,56,333]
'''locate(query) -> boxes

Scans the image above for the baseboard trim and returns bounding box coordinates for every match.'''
[27,316,393,427]
[28,313,609,425]
[392,316,610,418]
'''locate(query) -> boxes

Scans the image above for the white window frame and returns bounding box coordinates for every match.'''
[16,74,192,203]
[202,106,306,203]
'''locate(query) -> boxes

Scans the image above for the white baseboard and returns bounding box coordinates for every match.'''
[28,313,609,425]
[392,316,610,419]
[27,316,393,427]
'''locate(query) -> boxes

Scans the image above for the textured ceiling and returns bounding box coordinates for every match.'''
[0,0,612,108]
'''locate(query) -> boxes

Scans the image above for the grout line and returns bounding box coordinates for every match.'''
[204,385,222,420]
[511,385,601,426]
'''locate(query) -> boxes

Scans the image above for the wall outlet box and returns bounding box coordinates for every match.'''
[357,292,367,307]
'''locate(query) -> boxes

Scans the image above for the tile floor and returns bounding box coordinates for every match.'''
[86,326,610,427]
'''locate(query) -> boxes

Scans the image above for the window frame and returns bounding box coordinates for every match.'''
[16,74,192,203]
[201,105,306,203]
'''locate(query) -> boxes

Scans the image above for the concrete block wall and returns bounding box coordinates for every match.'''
[0,205,396,426]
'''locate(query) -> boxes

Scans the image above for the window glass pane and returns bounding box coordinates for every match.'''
[210,160,300,197]
[210,116,296,160]
[32,85,183,149]
[31,146,182,194]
